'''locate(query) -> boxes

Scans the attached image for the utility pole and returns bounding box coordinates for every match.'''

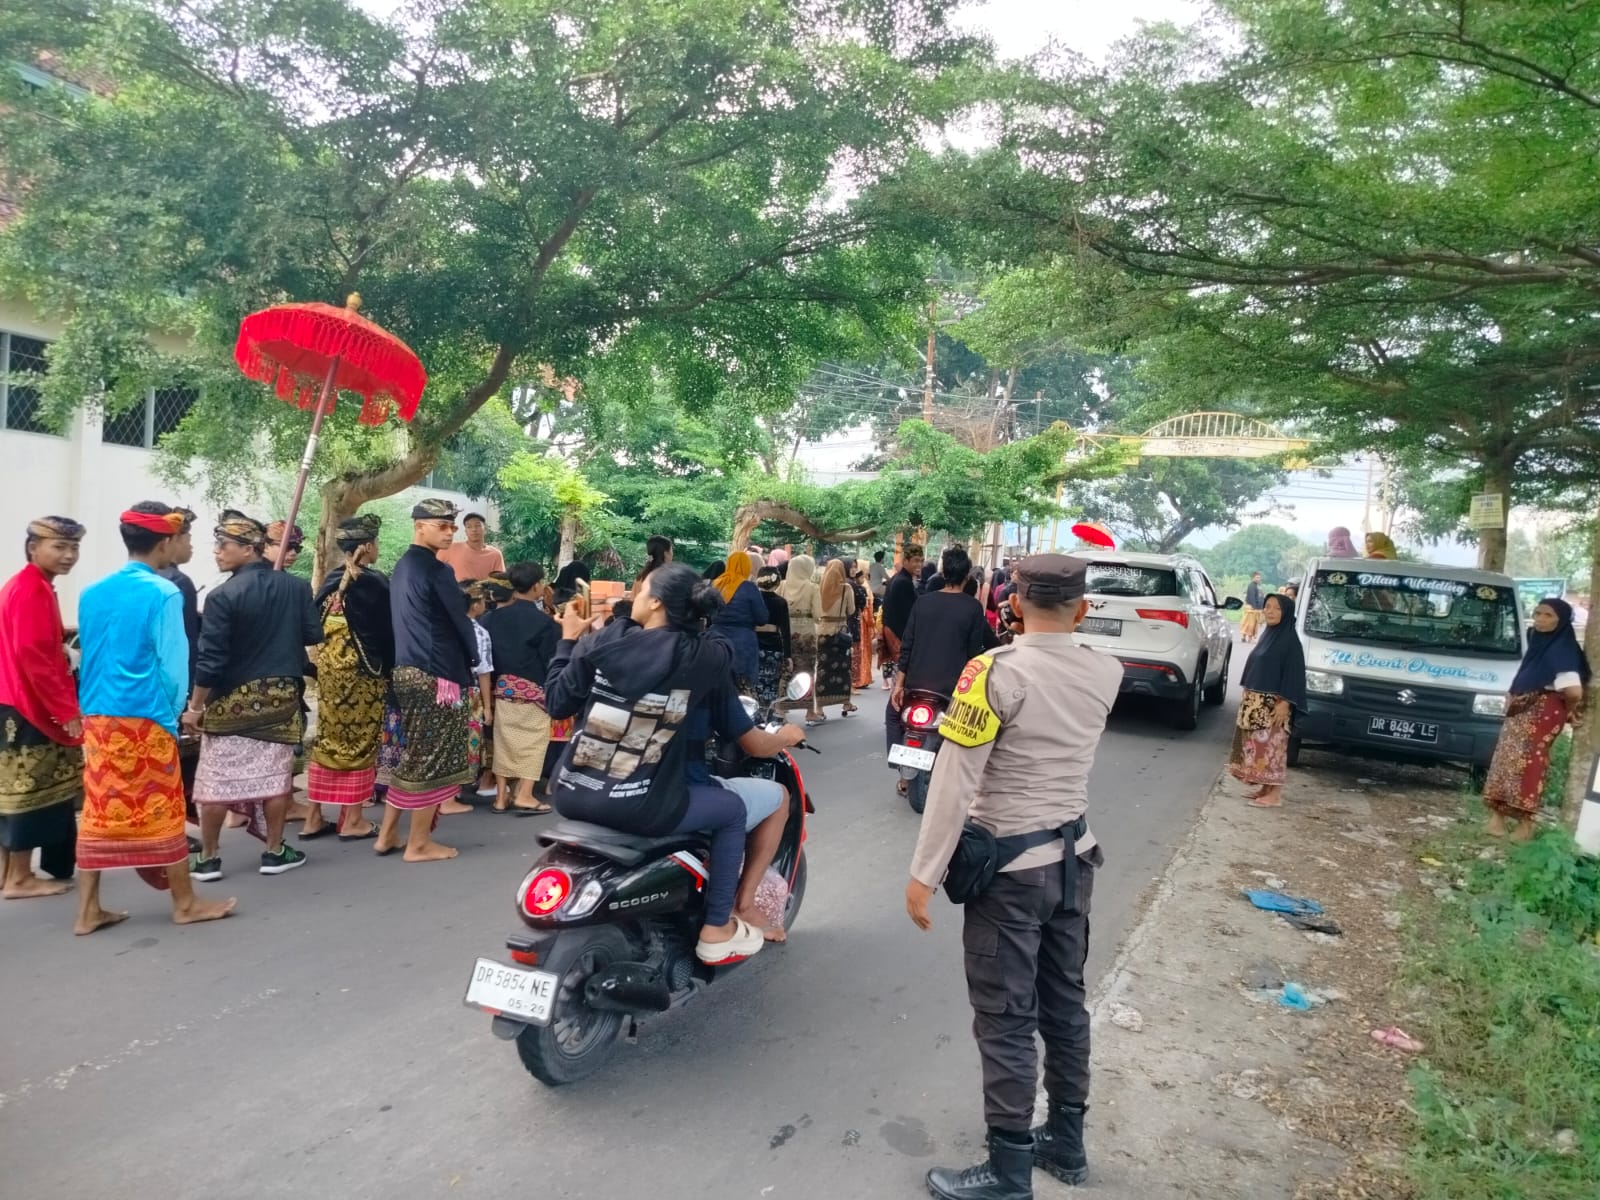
[1034,389,1043,435]
[923,297,937,423]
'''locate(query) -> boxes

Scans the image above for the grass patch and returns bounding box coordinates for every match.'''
[1540,731,1572,810]
[1403,821,1600,1199]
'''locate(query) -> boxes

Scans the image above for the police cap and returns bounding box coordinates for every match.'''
[1012,553,1089,604]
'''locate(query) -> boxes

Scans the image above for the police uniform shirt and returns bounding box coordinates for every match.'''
[908,633,1123,889]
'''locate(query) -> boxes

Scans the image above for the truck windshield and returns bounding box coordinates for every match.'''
[1304,568,1522,658]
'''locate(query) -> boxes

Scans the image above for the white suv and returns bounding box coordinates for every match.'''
[1071,551,1238,730]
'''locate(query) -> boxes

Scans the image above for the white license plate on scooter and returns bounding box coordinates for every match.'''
[888,744,936,771]
[464,957,558,1024]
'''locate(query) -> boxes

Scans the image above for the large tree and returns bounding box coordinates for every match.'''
[0,0,987,571]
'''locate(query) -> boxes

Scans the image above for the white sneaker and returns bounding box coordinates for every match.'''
[696,917,766,966]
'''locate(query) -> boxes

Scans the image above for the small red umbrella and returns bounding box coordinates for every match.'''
[233,293,426,569]
[1070,520,1116,549]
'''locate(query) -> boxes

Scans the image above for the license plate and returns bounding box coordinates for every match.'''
[464,957,558,1024]
[1079,617,1122,637]
[1368,717,1439,744]
[888,744,937,771]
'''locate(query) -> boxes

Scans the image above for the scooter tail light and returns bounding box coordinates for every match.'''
[509,948,540,966]
[905,702,936,729]
[521,867,572,916]
[1136,608,1190,628]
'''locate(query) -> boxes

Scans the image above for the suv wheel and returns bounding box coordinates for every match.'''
[1171,662,1203,731]
[1203,647,1229,707]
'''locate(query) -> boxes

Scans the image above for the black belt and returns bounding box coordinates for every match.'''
[993,815,1089,914]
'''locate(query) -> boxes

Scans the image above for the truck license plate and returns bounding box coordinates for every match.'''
[1368,717,1439,744]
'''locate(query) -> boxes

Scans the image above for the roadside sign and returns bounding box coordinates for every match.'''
[1514,577,1567,614]
[1577,754,1600,857]
[1467,492,1504,529]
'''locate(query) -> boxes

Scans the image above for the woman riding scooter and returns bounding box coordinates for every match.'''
[543,563,767,965]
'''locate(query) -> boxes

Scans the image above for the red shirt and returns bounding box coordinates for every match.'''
[0,563,81,744]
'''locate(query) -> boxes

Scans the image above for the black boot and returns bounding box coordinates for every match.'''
[926,1131,1033,1200]
[1030,1101,1088,1185]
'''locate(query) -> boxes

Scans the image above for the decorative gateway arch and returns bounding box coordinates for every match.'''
[1075,411,1312,462]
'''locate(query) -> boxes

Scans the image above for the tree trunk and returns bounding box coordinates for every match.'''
[1561,517,1600,839]
[311,446,440,588]
[728,501,878,551]
[1475,460,1512,572]
[557,512,579,568]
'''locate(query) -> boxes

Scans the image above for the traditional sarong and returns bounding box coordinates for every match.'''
[494,676,552,780]
[1483,691,1567,818]
[78,716,188,887]
[756,646,788,711]
[308,605,386,807]
[1228,689,1288,786]
[852,598,876,689]
[387,666,472,809]
[0,703,80,878]
[468,688,491,774]
[1239,607,1262,641]
[816,631,854,709]
[193,676,301,837]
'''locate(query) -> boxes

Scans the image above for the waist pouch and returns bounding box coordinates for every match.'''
[943,815,1089,907]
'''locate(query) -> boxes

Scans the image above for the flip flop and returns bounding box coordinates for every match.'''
[299,824,337,841]
[338,827,379,841]
[514,803,554,817]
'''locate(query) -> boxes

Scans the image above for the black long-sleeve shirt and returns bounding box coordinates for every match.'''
[881,568,919,639]
[315,567,395,676]
[756,589,792,657]
[481,598,559,688]
[897,590,997,696]
[194,560,322,694]
[158,565,201,685]
[390,544,477,687]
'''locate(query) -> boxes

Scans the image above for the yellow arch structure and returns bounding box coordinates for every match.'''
[1074,411,1311,460]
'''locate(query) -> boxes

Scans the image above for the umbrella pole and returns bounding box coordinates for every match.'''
[277,356,341,572]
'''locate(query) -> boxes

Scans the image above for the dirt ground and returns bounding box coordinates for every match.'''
[1063,748,1472,1200]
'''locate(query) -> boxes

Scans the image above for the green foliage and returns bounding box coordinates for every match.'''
[1403,824,1600,1199]
[0,0,986,514]
[494,451,610,567]
[1187,525,1320,589]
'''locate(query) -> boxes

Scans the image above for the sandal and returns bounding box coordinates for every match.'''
[338,827,379,842]
[696,917,765,966]
[514,802,554,817]
[805,714,828,728]
[299,824,337,841]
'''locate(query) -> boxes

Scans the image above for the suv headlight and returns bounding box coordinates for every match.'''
[1305,670,1345,696]
[1472,693,1508,717]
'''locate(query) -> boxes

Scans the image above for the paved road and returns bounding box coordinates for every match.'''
[0,670,1239,1199]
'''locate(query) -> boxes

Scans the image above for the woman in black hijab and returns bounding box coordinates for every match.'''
[1227,592,1306,808]
[1482,597,1591,840]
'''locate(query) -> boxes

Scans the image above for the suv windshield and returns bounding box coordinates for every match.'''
[1304,568,1522,657]
[1085,563,1180,597]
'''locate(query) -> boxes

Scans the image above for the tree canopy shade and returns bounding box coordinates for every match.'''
[891,0,1600,572]
[0,0,989,568]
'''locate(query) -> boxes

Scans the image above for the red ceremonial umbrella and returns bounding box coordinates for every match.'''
[1070,520,1116,549]
[233,293,426,569]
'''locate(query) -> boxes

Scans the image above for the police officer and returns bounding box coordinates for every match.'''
[905,554,1123,1199]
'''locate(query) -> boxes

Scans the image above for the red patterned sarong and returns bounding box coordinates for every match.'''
[78,716,189,887]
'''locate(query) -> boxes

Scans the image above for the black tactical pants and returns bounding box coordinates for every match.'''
[961,849,1101,1132]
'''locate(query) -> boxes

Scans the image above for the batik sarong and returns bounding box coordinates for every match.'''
[1483,691,1567,818]
[387,666,472,809]
[308,601,386,807]
[78,716,188,888]
[493,675,551,780]
[1227,689,1288,786]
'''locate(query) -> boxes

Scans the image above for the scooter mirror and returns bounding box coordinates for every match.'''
[786,672,814,702]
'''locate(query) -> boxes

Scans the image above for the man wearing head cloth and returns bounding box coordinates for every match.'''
[905,554,1125,1200]
[182,509,323,880]
[74,501,237,932]
[300,512,395,840]
[377,499,478,860]
[265,521,306,571]
[0,516,86,898]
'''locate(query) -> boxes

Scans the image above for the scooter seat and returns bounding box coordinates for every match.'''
[538,820,710,867]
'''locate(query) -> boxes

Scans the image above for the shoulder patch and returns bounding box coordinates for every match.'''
[941,654,1000,747]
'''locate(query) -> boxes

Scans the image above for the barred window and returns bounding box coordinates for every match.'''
[0,332,60,436]
[101,384,199,447]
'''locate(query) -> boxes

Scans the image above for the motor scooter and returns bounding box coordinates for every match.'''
[463,675,818,1085]
[888,690,948,814]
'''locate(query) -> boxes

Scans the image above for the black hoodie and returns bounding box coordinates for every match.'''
[544,619,732,835]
